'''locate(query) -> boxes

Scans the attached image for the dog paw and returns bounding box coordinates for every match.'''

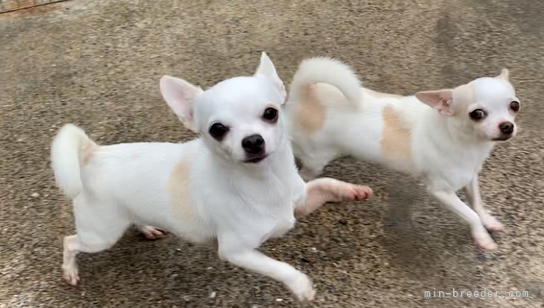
[316,179,372,203]
[346,184,373,201]
[330,182,372,202]
[62,265,79,286]
[472,231,497,251]
[482,216,505,233]
[139,225,166,240]
[288,273,316,301]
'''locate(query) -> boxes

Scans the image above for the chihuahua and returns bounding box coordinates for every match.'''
[284,57,519,251]
[51,53,372,300]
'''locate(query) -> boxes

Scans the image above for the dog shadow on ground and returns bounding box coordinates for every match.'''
[320,158,485,290]
[70,231,295,307]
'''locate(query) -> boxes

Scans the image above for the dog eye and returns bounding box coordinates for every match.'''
[262,107,278,123]
[510,101,520,112]
[209,123,229,140]
[469,109,487,121]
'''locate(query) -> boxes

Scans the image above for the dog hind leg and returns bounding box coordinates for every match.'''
[136,224,166,240]
[62,196,131,285]
[294,177,372,219]
[298,152,337,182]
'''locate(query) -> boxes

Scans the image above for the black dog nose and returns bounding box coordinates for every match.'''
[499,122,514,134]
[241,134,265,154]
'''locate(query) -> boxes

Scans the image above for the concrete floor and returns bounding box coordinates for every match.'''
[1,0,543,307]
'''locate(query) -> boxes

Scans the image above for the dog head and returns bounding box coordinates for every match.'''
[416,69,520,142]
[160,53,287,165]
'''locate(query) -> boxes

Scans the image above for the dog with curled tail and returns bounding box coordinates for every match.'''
[51,53,372,300]
[284,57,519,251]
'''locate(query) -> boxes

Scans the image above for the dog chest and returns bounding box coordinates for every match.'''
[246,178,303,244]
[417,140,492,191]
[423,157,481,191]
[259,191,300,241]
[259,214,296,244]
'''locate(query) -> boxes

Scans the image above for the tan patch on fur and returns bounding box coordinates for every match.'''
[314,83,354,106]
[367,89,403,99]
[293,83,326,134]
[380,106,412,163]
[81,144,98,166]
[167,161,197,222]
[455,84,476,105]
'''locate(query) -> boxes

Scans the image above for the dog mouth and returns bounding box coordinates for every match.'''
[492,134,513,141]
[243,154,269,164]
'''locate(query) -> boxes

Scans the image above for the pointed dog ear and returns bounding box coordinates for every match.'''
[255,52,286,102]
[160,76,204,132]
[416,89,455,116]
[495,68,509,81]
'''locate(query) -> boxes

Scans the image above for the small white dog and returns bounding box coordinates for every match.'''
[284,57,520,251]
[51,53,372,300]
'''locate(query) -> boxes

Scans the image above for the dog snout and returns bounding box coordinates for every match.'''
[241,134,265,154]
[499,121,514,135]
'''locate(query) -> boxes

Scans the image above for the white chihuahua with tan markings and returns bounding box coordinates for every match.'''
[51,53,372,300]
[285,57,520,251]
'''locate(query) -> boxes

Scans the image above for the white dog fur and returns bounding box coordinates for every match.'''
[51,53,372,300]
[284,57,520,251]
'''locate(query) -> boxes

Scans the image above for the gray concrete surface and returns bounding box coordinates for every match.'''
[1,0,543,307]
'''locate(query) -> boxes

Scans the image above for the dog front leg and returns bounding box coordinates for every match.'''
[464,174,505,233]
[217,240,315,301]
[430,190,497,251]
[294,178,372,219]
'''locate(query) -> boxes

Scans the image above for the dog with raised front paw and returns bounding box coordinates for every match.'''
[284,57,519,251]
[51,53,372,300]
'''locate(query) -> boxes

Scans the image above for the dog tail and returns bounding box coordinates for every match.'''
[288,57,362,106]
[51,124,97,198]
